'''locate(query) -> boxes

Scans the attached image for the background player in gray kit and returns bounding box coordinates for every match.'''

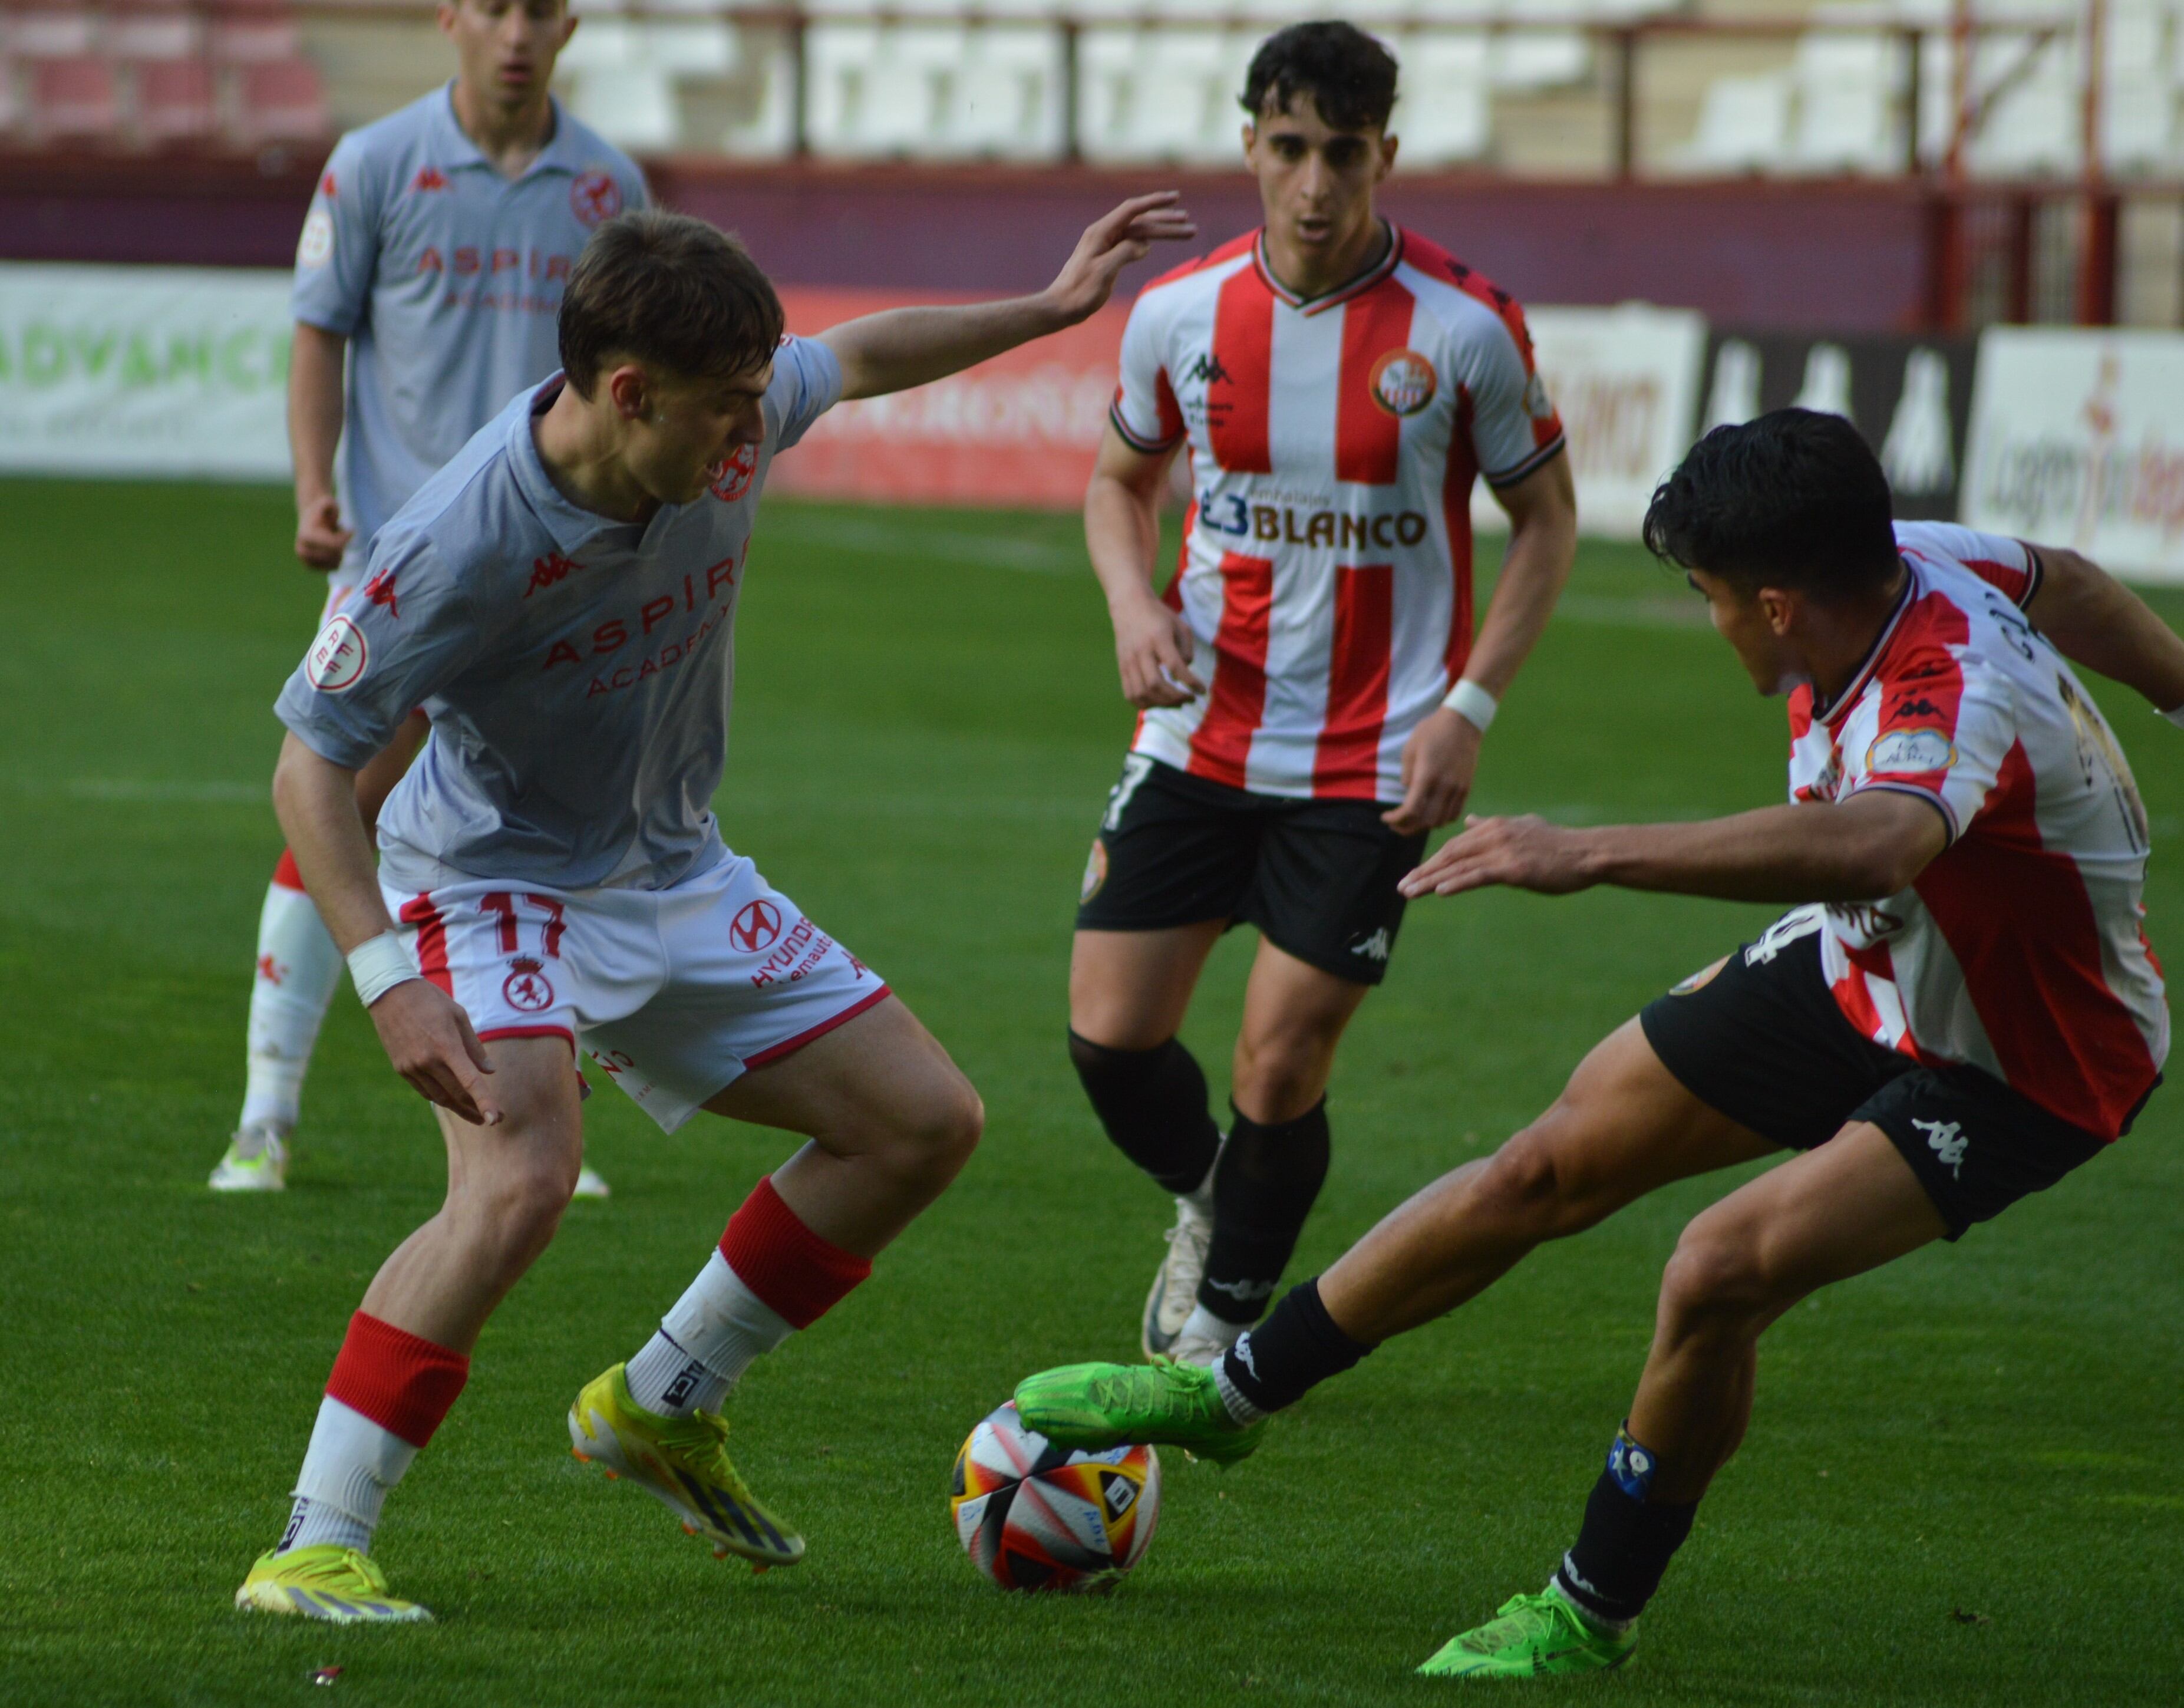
[234,192,1197,1623]
[212,0,643,1198]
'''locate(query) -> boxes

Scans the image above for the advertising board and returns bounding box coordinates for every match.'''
[1962,328,2184,582]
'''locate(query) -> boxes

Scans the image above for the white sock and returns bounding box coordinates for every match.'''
[1212,1354,1267,1425]
[1182,1136,1223,1216]
[624,1251,794,1417]
[1177,1303,1247,1350]
[278,1397,418,1557]
[240,882,343,1133]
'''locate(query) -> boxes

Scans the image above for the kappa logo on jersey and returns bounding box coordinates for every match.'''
[1351,928,1393,962]
[297,208,334,269]
[411,166,449,193]
[526,550,580,598]
[502,955,556,1013]
[570,170,622,229]
[319,171,337,197]
[361,568,400,619]
[1914,1116,1968,1178]
[305,614,368,693]
[1369,349,1437,418]
[708,442,759,503]
[731,899,784,953]
[1080,839,1109,904]
[1184,351,1232,387]
[1868,727,1955,775]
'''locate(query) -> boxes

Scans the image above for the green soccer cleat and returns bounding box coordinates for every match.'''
[568,1364,803,1568]
[1012,1358,1266,1467]
[234,1544,431,1623]
[1416,1591,1637,1679]
[209,1123,289,1192]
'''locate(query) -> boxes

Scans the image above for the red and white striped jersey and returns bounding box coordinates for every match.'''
[1786,520,2167,1139]
[1111,225,1565,802]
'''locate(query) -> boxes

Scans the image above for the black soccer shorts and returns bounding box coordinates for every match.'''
[1073,755,1428,987]
[1637,912,2144,1238]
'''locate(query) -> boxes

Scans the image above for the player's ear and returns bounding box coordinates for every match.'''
[1757,586,1797,636]
[605,364,651,424]
[1378,130,1398,179]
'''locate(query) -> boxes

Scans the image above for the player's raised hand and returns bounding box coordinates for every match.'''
[367,978,502,1127]
[1399,813,1596,899]
[295,492,354,571]
[1383,707,1482,835]
[1113,589,1205,708]
[1044,193,1198,326]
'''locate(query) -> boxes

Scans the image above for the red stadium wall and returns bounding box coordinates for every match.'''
[4,157,1939,334]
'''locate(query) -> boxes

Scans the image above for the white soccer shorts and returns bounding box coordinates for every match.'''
[381,852,890,1132]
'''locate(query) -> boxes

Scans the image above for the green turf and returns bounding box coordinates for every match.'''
[2,477,2180,1707]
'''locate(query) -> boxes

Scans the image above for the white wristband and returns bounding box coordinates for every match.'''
[1441,677,1499,732]
[2161,703,2184,730]
[348,931,420,1008]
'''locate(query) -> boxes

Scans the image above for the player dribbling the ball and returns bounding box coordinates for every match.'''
[235,193,1195,1623]
[1020,411,2182,1676]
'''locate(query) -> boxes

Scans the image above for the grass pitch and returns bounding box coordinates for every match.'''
[2,477,2180,1707]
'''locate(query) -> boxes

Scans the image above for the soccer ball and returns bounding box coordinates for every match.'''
[950,1400,1160,1592]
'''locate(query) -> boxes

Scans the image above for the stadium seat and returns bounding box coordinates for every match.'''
[108,1,204,64]
[4,9,99,61]
[229,55,329,146]
[27,56,124,146]
[1964,29,2081,176]
[1790,29,1908,174]
[206,1,303,67]
[2101,1,2180,173]
[566,64,681,151]
[135,55,219,146]
[954,24,1066,160]
[1390,31,1491,168]
[1490,29,1589,93]
[1675,72,1793,174]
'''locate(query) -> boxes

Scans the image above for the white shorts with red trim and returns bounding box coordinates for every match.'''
[382,852,890,1133]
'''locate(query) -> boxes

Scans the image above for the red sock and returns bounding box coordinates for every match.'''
[324,1311,470,1450]
[271,847,306,892]
[718,1176,872,1329]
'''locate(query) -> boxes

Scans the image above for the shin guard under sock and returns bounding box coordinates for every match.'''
[1554,1425,1698,1625]
[1197,1099,1330,1324]
[1067,1031,1222,1196]
[1214,1278,1370,1420]
[241,851,343,1133]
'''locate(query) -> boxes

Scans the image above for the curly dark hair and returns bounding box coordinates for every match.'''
[1241,21,1400,131]
[559,210,783,398]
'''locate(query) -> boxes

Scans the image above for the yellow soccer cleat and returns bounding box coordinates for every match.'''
[234,1544,431,1623]
[568,1364,804,1568]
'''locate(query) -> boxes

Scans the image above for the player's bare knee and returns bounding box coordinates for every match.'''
[1659,1218,1771,1339]
[1476,1122,1592,1238]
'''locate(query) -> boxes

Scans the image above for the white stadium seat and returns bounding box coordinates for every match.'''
[954,24,1067,160]
[1391,30,1491,167]
[1675,72,1793,174]
[1790,29,1908,174]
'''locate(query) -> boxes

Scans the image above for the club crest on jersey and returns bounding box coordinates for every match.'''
[570,170,622,229]
[1369,349,1437,418]
[502,956,555,1013]
[297,208,334,269]
[305,614,368,693]
[708,442,759,503]
[1867,727,1955,775]
[1523,370,1556,422]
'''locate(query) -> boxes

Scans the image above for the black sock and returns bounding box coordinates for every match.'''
[1197,1099,1330,1324]
[1217,1279,1370,1414]
[1553,1425,1697,1625]
[1067,1031,1222,1196]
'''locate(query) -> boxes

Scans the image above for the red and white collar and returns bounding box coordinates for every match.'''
[1251,222,1403,316]
[1815,559,1919,727]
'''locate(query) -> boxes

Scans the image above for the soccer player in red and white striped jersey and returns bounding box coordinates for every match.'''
[1067,23,1578,1367]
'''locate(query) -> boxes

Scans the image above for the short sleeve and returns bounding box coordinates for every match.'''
[1893,521,2041,609]
[764,335,844,452]
[291,133,380,337]
[275,539,480,769]
[619,159,652,213]
[1460,297,1565,490]
[1853,647,2014,845]
[1110,295,1184,454]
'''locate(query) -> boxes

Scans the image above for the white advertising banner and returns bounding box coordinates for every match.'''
[1475,304,1709,539]
[0,262,293,479]
[1962,328,2184,582]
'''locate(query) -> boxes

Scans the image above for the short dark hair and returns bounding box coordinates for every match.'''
[1643,410,1899,601]
[559,210,783,398]
[1241,22,1399,132]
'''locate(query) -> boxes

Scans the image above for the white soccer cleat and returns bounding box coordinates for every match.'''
[572,1165,611,1200]
[1166,1322,1242,1369]
[1141,1195,1213,1359]
[210,1123,290,1192]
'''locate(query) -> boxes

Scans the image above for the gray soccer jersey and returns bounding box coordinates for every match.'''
[291,83,648,578]
[274,338,843,894]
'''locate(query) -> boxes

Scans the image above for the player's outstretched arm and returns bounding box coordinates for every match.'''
[1398,791,1948,905]
[1384,451,1578,835]
[1086,425,1202,708]
[289,322,352,571]
[2023,544,2184,714]
[270,732,500,1125]
[817,194,1196,401]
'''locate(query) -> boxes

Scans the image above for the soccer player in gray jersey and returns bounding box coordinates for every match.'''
[213,0,645,1196]
[234,194,1196,1623]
